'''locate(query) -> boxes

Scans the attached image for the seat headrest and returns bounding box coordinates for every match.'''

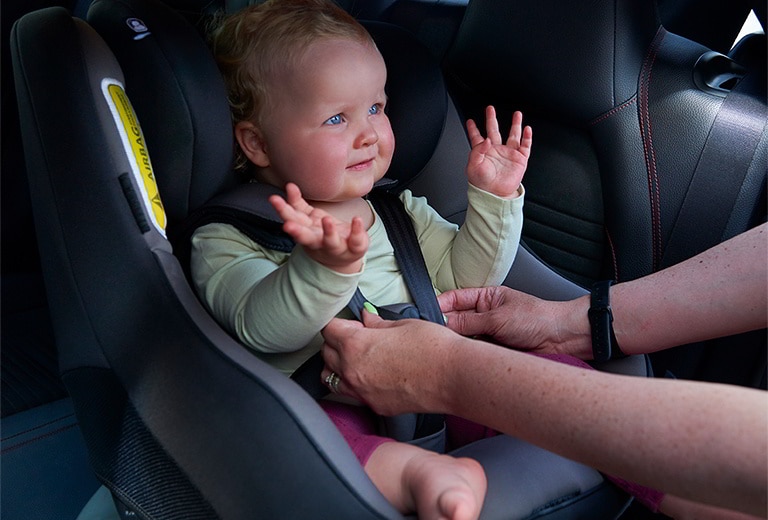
[362,21,448,188]
[445,0,661,122]
[88,0,236,230]
[88,0,450,230]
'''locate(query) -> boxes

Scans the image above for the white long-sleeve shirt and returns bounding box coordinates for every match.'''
[191,184,524,374]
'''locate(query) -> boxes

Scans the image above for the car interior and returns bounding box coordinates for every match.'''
[2,0,765,519]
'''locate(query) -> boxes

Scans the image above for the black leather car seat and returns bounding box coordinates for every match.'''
[442,0,766,386]
[443,0,766,288]
[12,0,649,517]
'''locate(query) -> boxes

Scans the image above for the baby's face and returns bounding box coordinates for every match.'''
[257,38,394,204]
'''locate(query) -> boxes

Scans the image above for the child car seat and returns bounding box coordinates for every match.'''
[11,0,647,517]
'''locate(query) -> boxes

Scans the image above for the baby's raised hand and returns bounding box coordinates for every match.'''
[465,106,532,198]
[269,183,368,274]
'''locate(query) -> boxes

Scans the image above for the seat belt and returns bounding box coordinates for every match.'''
[176,181,445,391]
[290,188,446,413]
[661,68,767,268]
[179,181,447,449]
[367,190,445,324]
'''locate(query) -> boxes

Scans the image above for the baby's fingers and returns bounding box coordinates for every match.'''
[282,218,321,248]
[320,216,343,252]
[270,194,313,228]
[466,118,484,148]
[506,111,524,146]
[346,217,369,256]
[519,125,533,158]
[269,194,298,222]
[284,182,315,216]
[268,193,288,213]
[506,111,533,157]
[483,105,502,144]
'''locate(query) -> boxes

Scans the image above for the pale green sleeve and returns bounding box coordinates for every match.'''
[190,222,361,354]
[402,183,524,291]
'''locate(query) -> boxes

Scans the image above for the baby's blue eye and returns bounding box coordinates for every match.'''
[369,104,381,115]
[324,114,342,125]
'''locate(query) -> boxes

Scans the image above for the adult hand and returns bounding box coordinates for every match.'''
[438,286,592,359]
[321,312,461,416]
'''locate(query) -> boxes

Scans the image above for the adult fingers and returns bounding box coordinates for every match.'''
[442,309,491,337]
[319,363,361,401]
[361,308,391,328]
[321,317,372,400]
[321,317,365,355]
[438,287,485,313]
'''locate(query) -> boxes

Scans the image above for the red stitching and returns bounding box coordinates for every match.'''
[1,423,79,454]
[605,227,619,281]
[638,27,667,271]
[589,96,638,126]
[1,413,77,441]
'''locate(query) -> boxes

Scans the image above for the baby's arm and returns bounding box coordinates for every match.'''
[465,106,532,199]
[407,188,523,291]
[190,222,360,354]
[269,183,368,275]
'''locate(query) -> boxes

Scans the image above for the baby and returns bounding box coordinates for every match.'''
[193,1,531,518]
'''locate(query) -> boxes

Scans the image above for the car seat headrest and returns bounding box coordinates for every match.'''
[88,0,451,232]
[88,0,236,231]
[445,0,661,122]
[362,21,448,189]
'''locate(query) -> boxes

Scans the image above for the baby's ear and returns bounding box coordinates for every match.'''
[234,121,270,168]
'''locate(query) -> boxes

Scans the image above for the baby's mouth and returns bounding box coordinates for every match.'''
[348,158,374,171]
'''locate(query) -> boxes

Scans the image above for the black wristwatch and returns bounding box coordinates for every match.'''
[588,280,626,362]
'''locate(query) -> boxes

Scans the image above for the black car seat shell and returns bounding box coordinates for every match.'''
[12,0,650,517]
[13,9,404,518]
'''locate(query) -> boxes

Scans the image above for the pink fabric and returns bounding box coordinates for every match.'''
[445,415,498,451]
[320,351,664,512]
[606,475,664,512]
[319,400,391,465]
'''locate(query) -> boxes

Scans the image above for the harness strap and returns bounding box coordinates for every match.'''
[295,189,445,403]
[367,190,444,325]
[177,182,445,392]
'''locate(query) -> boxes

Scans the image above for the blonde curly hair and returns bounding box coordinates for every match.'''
[208,0,376,172]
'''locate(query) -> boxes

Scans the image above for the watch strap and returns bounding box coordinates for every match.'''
[588,280,626,361]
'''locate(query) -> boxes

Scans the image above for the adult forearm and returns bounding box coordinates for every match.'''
[612,223,767,354]
[542,223,768,357]
[440,338,768,516]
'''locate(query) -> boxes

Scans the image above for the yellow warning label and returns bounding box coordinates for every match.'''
[106,82,167,233]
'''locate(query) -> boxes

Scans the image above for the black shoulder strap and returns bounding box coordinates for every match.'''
[661,68,767,268]
[177,182,443,325]
[170,182,295,281]
[178,182,444,397]
[367,189,444,324]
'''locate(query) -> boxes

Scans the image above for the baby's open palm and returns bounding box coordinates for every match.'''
[466,106,532,198]
[269,183,369,275]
